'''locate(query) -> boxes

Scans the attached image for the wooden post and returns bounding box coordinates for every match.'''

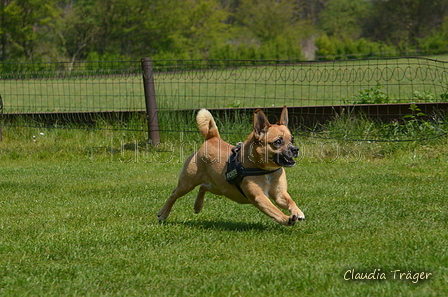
[0,95,3,142]
[141,58,160,145]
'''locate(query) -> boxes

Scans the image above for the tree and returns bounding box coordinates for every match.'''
[177,0,230,58]
[58,0,99,64]
[142,0,230,59]
[236,0,301,42]
[296,0,327,24]
[363,0,448,54]
[0,0,19,61]
[418,15,448,54]
[0,0,61,61]
[1,0,448,62]
[319,0,368,39]
[232,0,312,59]
[92,0,148,58]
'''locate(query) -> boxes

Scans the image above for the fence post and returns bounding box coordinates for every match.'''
[141,58,160,145]
[0,95,3,142]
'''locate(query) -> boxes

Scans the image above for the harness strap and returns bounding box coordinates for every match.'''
[226,142,280,198]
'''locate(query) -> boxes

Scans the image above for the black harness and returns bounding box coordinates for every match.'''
[225,142,280,198]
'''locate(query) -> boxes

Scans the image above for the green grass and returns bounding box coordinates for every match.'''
[2,57,448,114]
[1,126,447,296]
[0,76,145,113]
[425,54,448,61]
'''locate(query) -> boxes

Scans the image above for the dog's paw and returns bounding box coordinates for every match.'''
[157,210,168,222]
[287,215,298,226]
[287,213,305,226]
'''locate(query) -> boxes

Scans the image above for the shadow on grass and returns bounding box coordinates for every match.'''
[168,219,278,232]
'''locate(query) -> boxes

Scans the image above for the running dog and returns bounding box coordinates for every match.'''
[158,106,305,226]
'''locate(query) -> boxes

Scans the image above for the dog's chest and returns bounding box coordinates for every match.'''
[261,174,277,196]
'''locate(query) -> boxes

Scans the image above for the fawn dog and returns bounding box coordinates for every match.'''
[158,106,305,226]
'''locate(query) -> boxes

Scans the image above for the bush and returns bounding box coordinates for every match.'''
[315,34,399,60]
[345,83,390,104]
[315,34,339,58]
[209,38,303,61]
[418,33,448,55]
[418,16,448,55]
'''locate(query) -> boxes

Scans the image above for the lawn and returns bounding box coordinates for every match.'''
[0,126,447,296]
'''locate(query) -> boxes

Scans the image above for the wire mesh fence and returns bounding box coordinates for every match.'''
[1,57,447,140]
[153,58,447,109]
[0,61,143,113]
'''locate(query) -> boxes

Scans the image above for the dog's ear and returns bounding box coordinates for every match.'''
[277,106,289,126]
[254,109,270,137]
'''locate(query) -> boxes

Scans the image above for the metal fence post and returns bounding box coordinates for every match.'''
[141,58,160,145]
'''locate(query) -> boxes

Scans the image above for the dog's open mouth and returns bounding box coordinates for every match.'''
[273,154,296,167]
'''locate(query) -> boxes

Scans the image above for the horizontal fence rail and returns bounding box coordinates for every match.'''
[1,57,448,141]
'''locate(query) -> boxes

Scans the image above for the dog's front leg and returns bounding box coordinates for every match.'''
[267,174,305,224]
[271,191,305,223]
[250,194,300,226]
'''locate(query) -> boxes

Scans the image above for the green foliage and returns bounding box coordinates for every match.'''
[1,0,448,62]
[380,104,448,141]
[418,31,448,55]
[0,0,61,61]
[417,15,448,55]
[236,0,300,43]
[345,83,390,104]
[319,0,368,39]
[221,0,306,61]
[413,91,436,102]
[440,91,448,102]
[364,0,448,55]
[314,34,337,57]
[412,90,448,103]
[404,103,426,119]
[315,34,398,60]
[319,107,447,148]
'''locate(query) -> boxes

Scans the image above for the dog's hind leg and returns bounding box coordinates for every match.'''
[194,182,216,214]
[158,154,203,221]
[194,184,207,214]
[158,182,197,221]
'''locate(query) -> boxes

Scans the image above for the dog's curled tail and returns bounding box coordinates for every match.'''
[197,109,220,140]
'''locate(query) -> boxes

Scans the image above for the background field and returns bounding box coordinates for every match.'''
[2,57,448,114]
[0,126,447,296]
[155,57,448,110]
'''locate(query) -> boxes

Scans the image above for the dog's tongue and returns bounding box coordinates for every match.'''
[284,157,296,165]
[276,154,295,167]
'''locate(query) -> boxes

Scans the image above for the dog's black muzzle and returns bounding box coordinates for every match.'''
[273,145,299,167]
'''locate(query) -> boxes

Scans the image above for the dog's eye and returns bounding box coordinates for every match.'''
[273,138,283,146]
[291,136,295,144]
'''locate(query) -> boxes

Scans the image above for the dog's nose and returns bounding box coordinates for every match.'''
[290,146,299,157]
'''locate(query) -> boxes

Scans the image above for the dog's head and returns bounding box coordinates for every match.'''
[250,106,299,169]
